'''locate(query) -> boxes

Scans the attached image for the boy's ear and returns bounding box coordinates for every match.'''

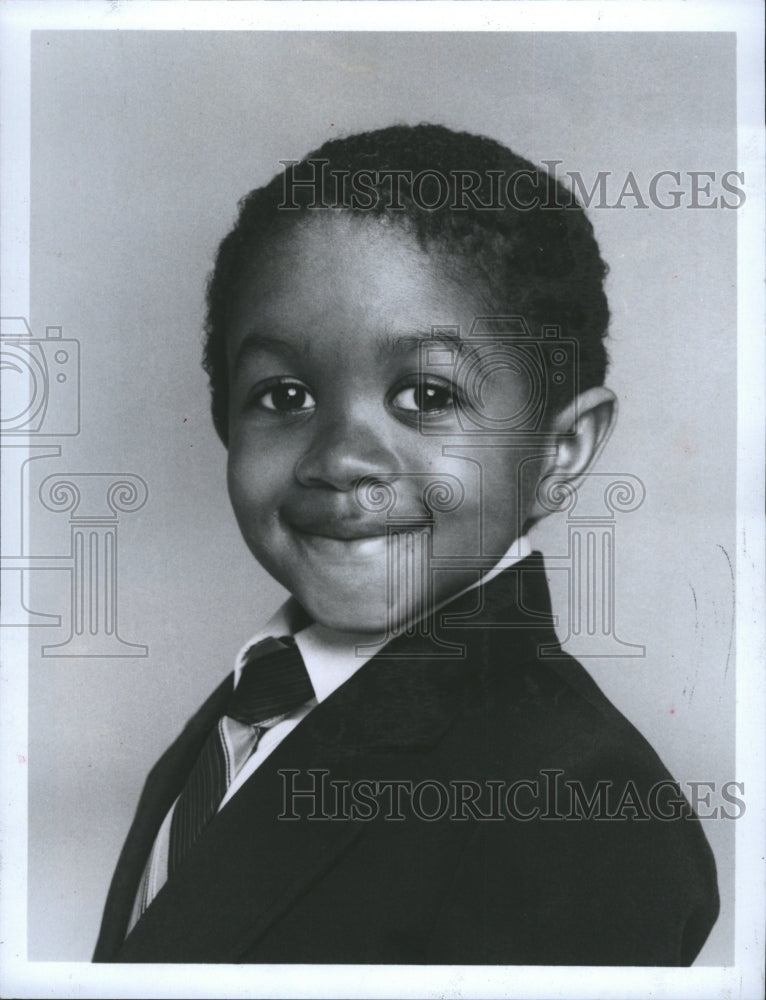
[526,387,617,524]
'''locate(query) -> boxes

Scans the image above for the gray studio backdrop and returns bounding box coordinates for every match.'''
[26,31,736,962]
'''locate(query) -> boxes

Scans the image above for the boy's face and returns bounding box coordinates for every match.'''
[226,215,549,633]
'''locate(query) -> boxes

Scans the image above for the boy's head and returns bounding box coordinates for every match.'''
[204,124,615,632]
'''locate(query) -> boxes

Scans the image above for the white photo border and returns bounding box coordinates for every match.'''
[1,2,763,998]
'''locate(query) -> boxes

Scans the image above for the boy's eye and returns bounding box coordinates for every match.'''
[251,379,315,413]
[391,381,456,414]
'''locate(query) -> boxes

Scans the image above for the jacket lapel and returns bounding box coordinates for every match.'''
[93,674,234,960]
[109,553,556,962]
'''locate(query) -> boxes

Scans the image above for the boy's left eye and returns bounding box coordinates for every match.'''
[390,381,456,414]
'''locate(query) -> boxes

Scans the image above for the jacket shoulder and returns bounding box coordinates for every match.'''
[433,644,720,965]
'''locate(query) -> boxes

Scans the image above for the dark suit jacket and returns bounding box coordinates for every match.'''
[94,553,719,965]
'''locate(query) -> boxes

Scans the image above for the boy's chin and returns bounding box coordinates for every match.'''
[284,566,480,638]
[295,588,427,638]
[303,603,407,638]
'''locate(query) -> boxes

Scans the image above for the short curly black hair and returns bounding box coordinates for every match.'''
[203,123,609,444]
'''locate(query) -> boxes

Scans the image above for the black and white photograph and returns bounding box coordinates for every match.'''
[0,2,763,998]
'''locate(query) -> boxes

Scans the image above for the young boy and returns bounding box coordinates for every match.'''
[94,124,719,965]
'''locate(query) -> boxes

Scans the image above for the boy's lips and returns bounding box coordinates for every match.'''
[287,520,392,562]
[287,517,388,542]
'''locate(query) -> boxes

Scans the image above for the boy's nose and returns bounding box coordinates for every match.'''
[294,413,399,492]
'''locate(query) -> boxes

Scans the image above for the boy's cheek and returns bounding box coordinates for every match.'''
[226,432,285,495]
[226,455,275,540]
[226,452,252,511]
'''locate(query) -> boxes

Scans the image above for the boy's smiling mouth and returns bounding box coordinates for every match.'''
[286,512,390,556]
[288,522,390,560]
[289,518,388,542]
[281,508,402,562]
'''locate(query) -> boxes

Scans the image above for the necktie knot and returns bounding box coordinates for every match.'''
[227,635,315,725]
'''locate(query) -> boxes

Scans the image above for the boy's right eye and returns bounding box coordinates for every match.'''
[248,378,316,413]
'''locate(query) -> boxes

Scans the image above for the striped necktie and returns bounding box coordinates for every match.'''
[130,635,314,928]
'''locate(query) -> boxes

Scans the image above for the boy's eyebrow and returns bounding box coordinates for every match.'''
[233,328,466,368]
[375,328,466,360]
[232,332,313,369]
